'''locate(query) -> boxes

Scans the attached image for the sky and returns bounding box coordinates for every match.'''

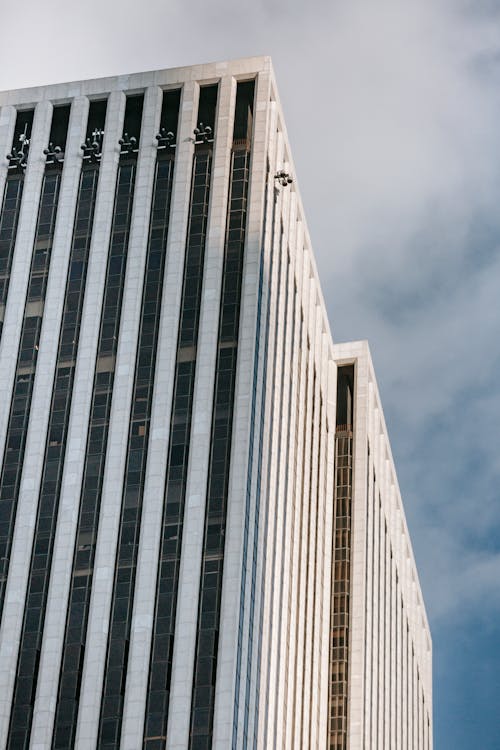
[1,0,499,746]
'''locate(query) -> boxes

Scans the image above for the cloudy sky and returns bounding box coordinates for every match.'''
[1,0,499,745]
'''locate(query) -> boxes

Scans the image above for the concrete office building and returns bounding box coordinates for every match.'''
[0,57,432,749]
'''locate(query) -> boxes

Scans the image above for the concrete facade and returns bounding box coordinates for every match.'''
[332,341,432,750]
[0,57,431,749]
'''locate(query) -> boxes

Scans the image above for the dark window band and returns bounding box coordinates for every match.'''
[0,108,35,339]
[328,365,354,750]
[0,174,25,340]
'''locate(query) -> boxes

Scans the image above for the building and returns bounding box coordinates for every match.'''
[330,342,432,750]
[0,57,432,749]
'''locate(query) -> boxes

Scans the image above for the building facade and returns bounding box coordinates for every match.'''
[330,342,432,750]
[0,57,431,749]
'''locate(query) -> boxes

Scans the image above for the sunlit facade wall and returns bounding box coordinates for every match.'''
[330,342,433,750]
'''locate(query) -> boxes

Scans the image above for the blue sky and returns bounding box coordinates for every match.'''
[1,0,499,746]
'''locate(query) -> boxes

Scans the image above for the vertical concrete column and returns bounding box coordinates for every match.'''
[375,406,383,749]
[383,466,391,749]
[388,475,395,750]
[302,306,320,750]
[416,669,420,750]
[402,529,408,750]
[0,100,52,466]
[390,485,398,750]
[75,84,162,748]
[379,452,387,750]
[388,476,395,749]
[377,416,385,750]
[311,328,331,750]
[348,343,368,749]
[0,96,86,746]
[424,689,428,750]
[427,636,433,750]
[396,546,402,749]
[402,584,408,750]
[363,379,374,748]
[290,260,313,749]
[276,185,298,749]
[412,589,418,749]
[408,589,414,749]
[165,73,237,750]
[301,295,317,748]
[283,219,306,749]
[29,91,126,749]
[318,355,336,750]
[289,257,313,748]
[211,64,272,748]
[308,312,325,750]
[120,79,197,749]
[394,449,405,750]
[273,192,298,750]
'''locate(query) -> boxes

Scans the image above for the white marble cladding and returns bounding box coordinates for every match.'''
[0,57,432,750]
[233,85,336,750]
[333,339,433,750]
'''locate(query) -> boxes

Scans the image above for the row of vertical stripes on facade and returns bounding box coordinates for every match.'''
[52,95,142,749]
[235,158,275,750]
[2,71,254,750]
[188,80,254,750]
[0,105,70,622]
[0,73,263,749]
[143,84,217,750]
[254,124,286,750]
[331,341,433,750]
[233,100,333,750]
[7,103,104,749]
[232,158,270,749]
[96,91,179,749]
[243,106,333,749]
[362,465,431,750]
